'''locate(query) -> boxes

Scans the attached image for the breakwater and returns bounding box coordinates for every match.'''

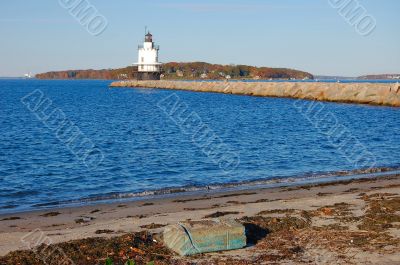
[110,80,400,107]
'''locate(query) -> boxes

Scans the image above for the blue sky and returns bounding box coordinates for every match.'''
[0,0,399,77]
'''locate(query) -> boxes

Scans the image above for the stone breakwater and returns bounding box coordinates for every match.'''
[110,80,400,107]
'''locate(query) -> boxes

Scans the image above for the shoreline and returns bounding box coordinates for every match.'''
[110,80,400,107]
[1,167,399,216]
[1,174,399,263]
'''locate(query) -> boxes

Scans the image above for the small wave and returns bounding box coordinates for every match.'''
[2,190,40,198]
[0,204,18,210]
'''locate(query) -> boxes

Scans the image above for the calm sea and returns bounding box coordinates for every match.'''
[0,79,399,213]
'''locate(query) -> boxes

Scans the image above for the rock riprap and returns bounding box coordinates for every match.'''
[110,80,400,107]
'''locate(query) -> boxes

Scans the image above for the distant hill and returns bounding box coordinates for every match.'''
[35,67,137,80]
[36,62,314,80]
[358,74,400,80]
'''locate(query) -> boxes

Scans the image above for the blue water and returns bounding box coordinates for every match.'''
[0,79,399,213]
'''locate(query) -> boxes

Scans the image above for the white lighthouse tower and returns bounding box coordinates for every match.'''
[134,31,162,80]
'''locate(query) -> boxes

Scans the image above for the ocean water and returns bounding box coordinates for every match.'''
[0,79,399,213]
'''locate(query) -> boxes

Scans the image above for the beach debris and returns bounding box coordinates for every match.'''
[40,211,61,217]
[0,216,21,221]
[95,229,115,234]
[358,193,400,232]
[140,223,166,229]
[163,219,246,256]
[203,211,240,218]
[257,209,296,215]
[320,207,334,216]
[75,216,96,224]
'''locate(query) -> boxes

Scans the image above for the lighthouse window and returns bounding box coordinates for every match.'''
[141,57,144,63]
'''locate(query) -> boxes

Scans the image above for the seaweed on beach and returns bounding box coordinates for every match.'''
[139,223,166,230]
[0,216,21,221]
[1,210,399,265]
[0,232,174,265]
[309,202,354,219]
[204,211,240,218]
[240,215,311,234]
[1,185,400,265]
[173,192,257,203]
[358,193,400,232]
[257,209,296,215]
[0,215,315,265]
[40,212,61,217]
[95,229,115,234]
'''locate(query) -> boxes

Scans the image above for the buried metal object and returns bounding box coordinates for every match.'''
[163,219,246,256]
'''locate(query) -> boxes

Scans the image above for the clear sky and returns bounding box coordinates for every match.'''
[0,0,399,77]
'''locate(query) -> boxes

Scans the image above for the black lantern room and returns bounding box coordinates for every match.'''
[145,32,153,43]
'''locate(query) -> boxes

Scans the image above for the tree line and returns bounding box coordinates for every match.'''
[36,63,314,80]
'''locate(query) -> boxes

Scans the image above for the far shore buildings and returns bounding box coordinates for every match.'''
[133,31,162,80]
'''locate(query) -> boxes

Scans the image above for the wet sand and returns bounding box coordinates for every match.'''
[0,175,399,264]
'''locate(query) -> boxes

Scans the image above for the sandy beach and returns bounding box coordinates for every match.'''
[1,174,399,264]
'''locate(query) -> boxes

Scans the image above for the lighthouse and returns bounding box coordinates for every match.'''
[134,31,162,80]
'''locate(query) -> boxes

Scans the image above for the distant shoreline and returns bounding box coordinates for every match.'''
[34,62,314,80]
[3,77,398,81]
